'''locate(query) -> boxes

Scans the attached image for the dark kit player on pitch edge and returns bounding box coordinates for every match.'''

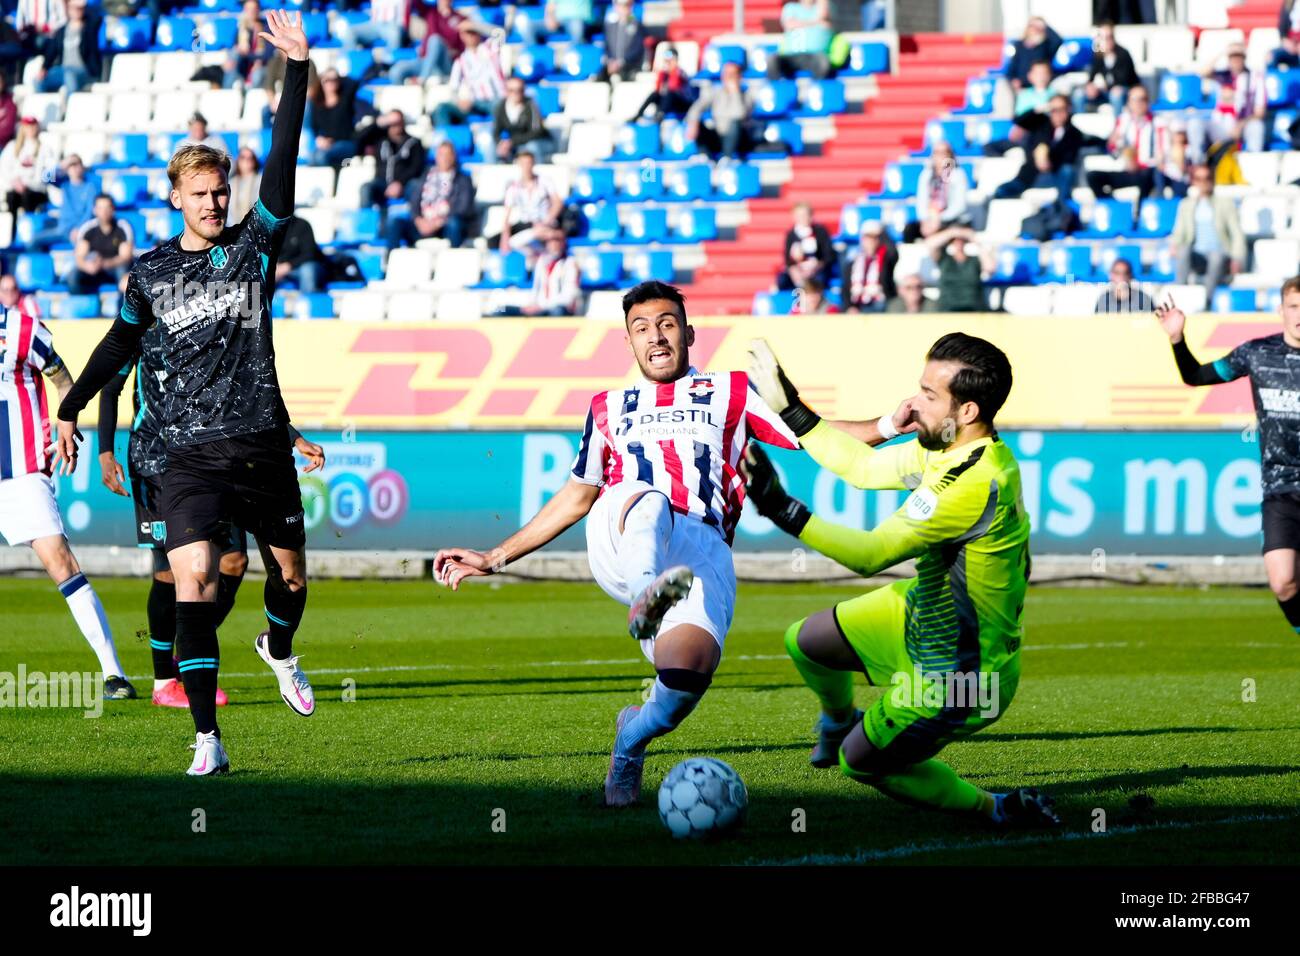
[52,9,316,776]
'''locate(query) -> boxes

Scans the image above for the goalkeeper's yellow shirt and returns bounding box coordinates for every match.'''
[797,421,1031,674]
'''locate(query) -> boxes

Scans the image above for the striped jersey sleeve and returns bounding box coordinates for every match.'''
[570,393,611,485]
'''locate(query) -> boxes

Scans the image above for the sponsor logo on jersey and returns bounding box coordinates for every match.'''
[1259,387,1300,414]
[906,487,938,521]
[615,408,719,436]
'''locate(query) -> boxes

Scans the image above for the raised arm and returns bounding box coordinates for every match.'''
[257,10,310,220]
[1154,299,1239,386]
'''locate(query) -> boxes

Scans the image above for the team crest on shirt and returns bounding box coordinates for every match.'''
[687,377,714,400]
[209,246,228,269]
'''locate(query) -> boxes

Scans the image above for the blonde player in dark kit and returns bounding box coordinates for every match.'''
[53,10,315,776]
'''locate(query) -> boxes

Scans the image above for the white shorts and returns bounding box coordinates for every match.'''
[585,480,737,665]
[0,473,65,546]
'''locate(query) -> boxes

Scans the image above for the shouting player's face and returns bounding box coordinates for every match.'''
[626,298,694,383]
[912,359,978,451]
[172,169,230,245]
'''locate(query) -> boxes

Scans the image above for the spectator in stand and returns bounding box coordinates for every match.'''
[1093,257,1153,313]
[360,110,427,227]
[685,61,758,160]
[792,274,839,315]
[886,273,939,314]
[779,202,835,292]
[1200,43,1267,154]
[633,46,696,120]
[1086,85,1163,198]
[496,234,582,316]
[496,150,564,255]
[492,76,554,163]
[30,153,96,248]
[223,0,273,91]
[274,217,326,294]
[227,146,262,226]
[0,116,57,215]
[16,0,68,84]
[180,112,228,153]
[768,0,834,80]
[1014,61,1055,116]
[1092,0,1156,24]
[598,0,646,83]
[860,0,885,31]
[1155,124,1192,198]
[518,0,595,45]
[993,94,1084,199]
[1171,164,1245,300]
[308,68,361,168]
[386,141,477,249]
[0,273,42,316]
[1007,16,1061,93]
[70,194,134,294]
[1076,20,1138,113]
[903,141,970,243]
[339,0,409,51]
[0,20,26,89]
[0,74,16,152]
[845,220,896,312]
[392,0,466,84]
[926,225,990,313]
[37,0,99,94]
[1273,0,1300,69]
[433,22,505,126]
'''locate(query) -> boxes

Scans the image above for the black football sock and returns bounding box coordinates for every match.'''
[1277,592,1300,633]
[147,578,178,681]
[264,581,307,660]
[214,572,244,628]
[175,601,220,736]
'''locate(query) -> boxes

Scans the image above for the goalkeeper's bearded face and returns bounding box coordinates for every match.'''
[625,298,694,383]
[912,359,974,451]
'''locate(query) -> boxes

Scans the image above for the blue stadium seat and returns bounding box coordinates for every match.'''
[1133,198,1179,238]
[624,207,668,243]
[1043,244,1097,282]
[658,122,696,160]
[15,254,56,291]
[108,174,151,209]
[836,204,882,242]
[745,43,780,78]
[580,203,621,243]
[1264,70,1300,108]
[884,204,916,241]
[1137,245,1177,283]
[1153,74,1210,110]
[64,294,103,319]
[154,16,196,51]
[579,251,623,288]
[353,250,384,283]
[697,44,747,80]
[953,77,997,115]
[430,125,474,158]
[841,41,889,76]
[989,244,1040,284]
[1272,110,1298,148]
[1077,198,1134,239]
[534,85,561,116]
[477,251,529,288]
[1213,288,1257,312]
[629,250,674,283]
[619,165,664,201]
[198,17,239,51]
[715,162,761,200]
[752,290,797,315]
[971,118,1013,146]
[572,168,616,202]
[917,119,972,156]
[797,80,846,117]
[1096,242,1143,276]
[1261,288,1283,312]
[334,208,379,245]
[189,0,239,11]
[108,133,151,167]
[302,12,329,47]
[14,212,51,247]
[509,5,547,42]
[513,46,555,81]
[615,123,660,160]
[663,164,713,202]
[104,16,152,52]
[1052,38,1092,72]
[120,212,148,246]
[558,45,603,81]
[753,80,798,119]
[672,207,717,242]
[144,208,183,243]
[875,161,924,199]
[759,120,803,156]
[337,50,374,79]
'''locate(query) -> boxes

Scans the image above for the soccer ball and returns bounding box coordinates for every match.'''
[657,757,748,839]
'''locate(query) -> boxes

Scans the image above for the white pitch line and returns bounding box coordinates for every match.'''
[746,812,1300,866]
[132,641,1143,682]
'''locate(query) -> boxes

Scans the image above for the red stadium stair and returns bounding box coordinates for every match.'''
[1228,0,1282,32]
[676,32,1005,315]
[667,0,786,43]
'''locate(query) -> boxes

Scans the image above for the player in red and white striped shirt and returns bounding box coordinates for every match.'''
[0,307,135,699]
[435,281,811,806]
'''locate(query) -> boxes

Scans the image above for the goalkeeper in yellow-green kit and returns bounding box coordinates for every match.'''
[739,332,1059,827]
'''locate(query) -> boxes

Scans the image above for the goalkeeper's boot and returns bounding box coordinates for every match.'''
[995,788,1061,828]
[628,566,694,642]
[255,632,315,717]
[186,731,230,777]
[604,705,645,808]
[810,708,864,768]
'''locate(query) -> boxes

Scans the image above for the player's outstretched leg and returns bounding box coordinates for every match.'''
[619,491,693,641]
[784,613,863,767]
[31,535,136,699]
[254,544,314,717]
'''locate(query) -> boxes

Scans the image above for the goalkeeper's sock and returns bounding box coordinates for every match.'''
[146,577,178,680]
[214,572,243,628]
[1276,592,1300,634]
[615,669,710,758]
[264,581,307,660]
[840,752,996,819]
[785,619,854,720]
[617,490,673,600]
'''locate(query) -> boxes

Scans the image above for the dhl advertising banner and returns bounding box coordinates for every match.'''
[58,429,1267,554]
[50,315,1271,431]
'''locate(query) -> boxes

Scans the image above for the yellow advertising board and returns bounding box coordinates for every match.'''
[49,314,1271,430]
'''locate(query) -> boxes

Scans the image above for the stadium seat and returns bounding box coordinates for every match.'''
[658,121,696,160]
[1137,245,1177,283]
[106,52,154,89]
[753,80,798,119]
[954,77,997,115]
[294,167,336,208]
[752,290,797,315]
[153,17,196,51]
[433,248,483,291]
[297,208,337,246]
[1271,111,1297,149]
[337,50,374,79]
[614,123,661,160]
[579,251,623,289]
[60,93,109,132]
[624,208,668,243]
[15,93,61,129]
[557,45,603,82]
[672,207,717,243]
[1133,198,1179,238]
[335,207,379,245]
[984,199,1033,241]
[836,204,882,242]
[198,17,238,50]
[564,122,615,164]
[1253,239,1300,277]
[302,12,329,46]
[562,82,611,121]
[579,203,621,243]
[609,81,654,122]
[63,294,104,319]
[107,133,152,167]
[533,84,562,116]
[514,46,556,82]
[477,251,529,289]
[1001,285,1053,315]
[13,212,51,248]
[760,120,803,155]
[1052,38,1093,72]
[1052,282,1107,315]
[1265,71,1300,109]
[436,290,484,321]
[337,290,387,322]
[797,80,846,117]
[1096,242,1143,276]
[1153,74,1210,110]
[697,44,747,80]
[918,119,972,157]
[151,51,198,89]
[619,165,664,201]
[714,162,761,200]
[663,165,713,202]
[875,161,924,200]
[107,91,153,133]
[841,41,889,76]
[108,174,151,209]
[1237,151,1281,188]
[629,250,675,283]
[1043,244,1098,283]
[387,291,436,321]
[1162,284,1207,315]
[1077,198,1134,239]
[586,289,626,318]
[572,168,616,202]
[198,89,242,130]
[989,244,1040,284]
[745,43,779,78]
[103,16,152,53]
[971,118,1013,147]
[1239,196,1289,237]
[1213,288,1257,313]
[15,254,56,291]
[152,91,199,132]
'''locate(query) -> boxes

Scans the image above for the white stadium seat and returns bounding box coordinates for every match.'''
[1246,27,1281,70]
[432,248,483,291]
[1071,112,1115,141]
[152,52,198,89]
[107,91,153,132]
[1052,283,1105,315]
[1278,151,1300,187]
[1131,26,1194,71]
[198,90,243,131]
[562,122,615,165]
[436,290,485,321]
[241,87,270,128]
[609,82,654,122]
[383,248,436,290]
[984,199,1034,242]
[372,85,424,120]
[1253,238,1300,278]
[13,93,62,128]
[107,53,154,92]
[1236,152,1280,188]
[151,90,198,131]
[585,289,625,319]
[1239,196,1289,238]
[480,205,506,242]
[61,131,108,167]
[471,165,517,206]
[386,291,437,321]
[1161,284,1208,314]
[1194,29,1244,70]
[563,82,612,121]
[57,93,108,132]
[337,290,387,322]
[970,156,1020,196]
[328,158,375,211]
[296,207,337,246]
[1001,286,1054,315]
[0,212,12,251]
[293,166,336,208]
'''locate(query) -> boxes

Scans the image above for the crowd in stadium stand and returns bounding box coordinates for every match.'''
[1,1,1300,319]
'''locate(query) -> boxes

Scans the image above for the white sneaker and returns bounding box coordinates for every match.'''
[255,631,316,717]
[186,731,230,777]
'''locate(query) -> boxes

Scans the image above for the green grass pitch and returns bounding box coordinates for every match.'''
[1,577,1297,866]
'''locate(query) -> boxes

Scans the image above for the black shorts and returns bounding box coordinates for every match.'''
[1262,494,1300,554]
[157,425,304,553]
[133,469,249,570]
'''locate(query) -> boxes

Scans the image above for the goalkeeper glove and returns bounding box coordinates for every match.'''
[739,443,811,537]
[747,338,821,437]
